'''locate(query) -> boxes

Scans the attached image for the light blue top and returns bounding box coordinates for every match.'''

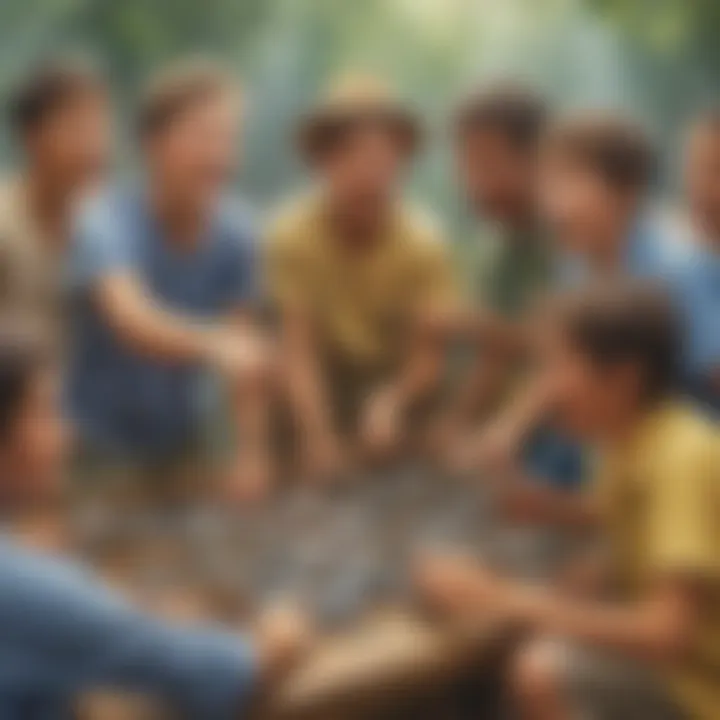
[0,535,256,720]
[65,187,258,458]
[525,216,680,491]
[555,216,678,288]
[672,241,720,416]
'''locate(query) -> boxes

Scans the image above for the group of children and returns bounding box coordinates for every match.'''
[0,54,717,719]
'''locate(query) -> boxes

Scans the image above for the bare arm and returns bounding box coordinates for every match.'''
[94,273,221,364]
[281,308,335,443]
[497,476,601,529]
[504,578,699,664]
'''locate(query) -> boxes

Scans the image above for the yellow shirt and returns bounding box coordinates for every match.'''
[0,178,64,335]
[265,195,456,371]
[595,403,720,720]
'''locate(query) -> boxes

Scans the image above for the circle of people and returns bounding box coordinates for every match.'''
[0,55,717,720]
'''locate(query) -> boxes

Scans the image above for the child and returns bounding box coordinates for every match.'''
[433,84,553,457]
[440,87,584,494]
[418,281,720,720]
[67,61,273,506]
[266,75,456,479]
[467,113,666,490]
[674,111,720,416]
[0,328,309,719]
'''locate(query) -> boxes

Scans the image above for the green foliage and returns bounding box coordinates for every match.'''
[0,0,716,207]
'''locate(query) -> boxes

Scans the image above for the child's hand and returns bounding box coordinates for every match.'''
[415,553,506,618]
[360,388,403,461]
[473,421,520,475]
[255,604,313,680]
[498,481,551,523]
[300,431,347,485]
[224,451,273,506]
[446,422,518,477]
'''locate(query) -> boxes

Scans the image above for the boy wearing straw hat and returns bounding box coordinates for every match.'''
[266,75,457,481]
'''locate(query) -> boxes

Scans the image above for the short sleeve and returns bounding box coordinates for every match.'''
[67,194,135,291]
[263,223,311,312]
[645,438,720,579]
[413,228,459,315]
[0,551,258,719]
[216,201,261,309]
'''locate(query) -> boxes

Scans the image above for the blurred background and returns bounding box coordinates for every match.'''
[0,0,718,222]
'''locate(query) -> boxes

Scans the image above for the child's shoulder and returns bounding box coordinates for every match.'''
[652,403,718,465]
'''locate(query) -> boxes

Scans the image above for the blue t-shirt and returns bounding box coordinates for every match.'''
[65,188,258,458]
[0,536,256,720]
[672,243,720,417]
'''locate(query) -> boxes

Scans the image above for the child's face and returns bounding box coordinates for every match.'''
[456,128,536,223]
[535,321,643,439]
[148,92,241,213]
[685,126,720,235]
[539,156,627,254]
[29,89,111,192]
[322,126,405,216]
[2,368,70,503]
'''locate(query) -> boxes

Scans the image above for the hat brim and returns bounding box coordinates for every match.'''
[297,106,422,163]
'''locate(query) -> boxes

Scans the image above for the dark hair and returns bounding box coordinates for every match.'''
[556,281,682,402]
[454,83,548,150]
[0,328,48,445]
[546,113,656,191]
[8,56,104,136]
[137,59,237,139]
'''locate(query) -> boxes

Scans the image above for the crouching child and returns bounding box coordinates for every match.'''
[418,281,720,720]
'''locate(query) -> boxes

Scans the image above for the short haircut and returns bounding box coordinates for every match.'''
[546,113,656,192]
[555,281,682,402]
[137,59,237,139]
[0,328,48,445]
[454,83,548,150]
[8,55,104,136]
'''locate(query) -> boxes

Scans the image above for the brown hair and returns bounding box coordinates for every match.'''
[137,59,238,139]
[555,281,681,402]
[454,83,548,150]
[8,55,104,136]
[546,113,656,191]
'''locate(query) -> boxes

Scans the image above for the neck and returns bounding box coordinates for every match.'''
[149,179,209,248]
[324,193,393,250]
[598,398,659,448]
[22,167,75,247]
[586,218,632,275]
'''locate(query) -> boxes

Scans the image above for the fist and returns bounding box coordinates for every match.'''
[256,604,313,678]
[415,553,487,617]
[223,453,273,506]
[360,390,403,461]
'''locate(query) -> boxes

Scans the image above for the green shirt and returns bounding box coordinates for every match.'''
[464,222,553,318]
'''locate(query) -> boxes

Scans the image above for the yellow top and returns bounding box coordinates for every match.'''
[595,403,720,720]
[0,178,62,331]
[265,194,456,370]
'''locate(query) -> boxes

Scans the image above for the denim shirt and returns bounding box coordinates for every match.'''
[0,535,256,719]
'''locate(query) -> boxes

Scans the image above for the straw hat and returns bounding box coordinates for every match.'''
[297,74,421,162]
